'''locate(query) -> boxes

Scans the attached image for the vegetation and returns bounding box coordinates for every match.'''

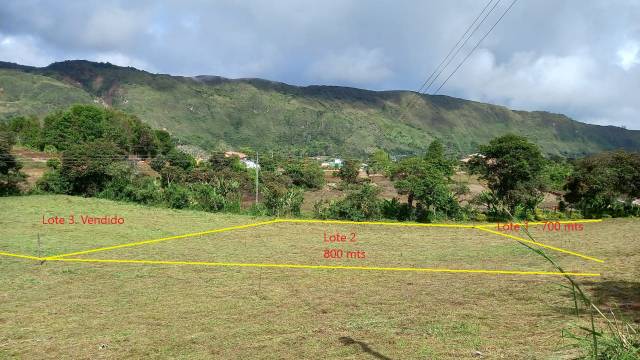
[1,195,638,358]
[337,159,360,184]
[284,159,325,189]
[314,183,382,221]
[2,60,640,157]
[469,134,545,218]
[368,149,392,175]
[389,140,460,221]
[0,128,25,195]
[3,104,640,224]
[565,150,640,218]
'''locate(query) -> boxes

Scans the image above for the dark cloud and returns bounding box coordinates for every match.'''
[0,0,639,128]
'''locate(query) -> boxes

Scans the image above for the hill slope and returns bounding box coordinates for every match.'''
[1,60,639,157]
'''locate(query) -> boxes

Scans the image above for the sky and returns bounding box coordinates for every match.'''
[1,0,639,129]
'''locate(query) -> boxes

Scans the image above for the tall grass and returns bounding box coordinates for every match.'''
[512,215,639,359]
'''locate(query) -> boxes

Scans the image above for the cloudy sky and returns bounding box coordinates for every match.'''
[1,0,639,129]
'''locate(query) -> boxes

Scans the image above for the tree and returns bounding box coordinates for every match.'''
[564,150,640,217]
[284,160,325,189]
[60,140,126,195]
[154,130,174,155]
[368,149,392,175]
[132,124,158,157]
[165,149,196,171]
[338,159,360,184]
[262,173,304,217]
[42,105,108,151]
[40,104,157,155]
[314,183,382,221]
[540,159,573,192]
[0,131,25,195]
[391,156,458,221]
[8,116,41,148]
[470,134,545,214]
[424,139,454,177]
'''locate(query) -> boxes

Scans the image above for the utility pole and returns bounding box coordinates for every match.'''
[255,151,259,205]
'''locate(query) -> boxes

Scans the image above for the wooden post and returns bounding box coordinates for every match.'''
[255,152,259,205]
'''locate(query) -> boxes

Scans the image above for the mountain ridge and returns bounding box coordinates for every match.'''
[1,59,638,157]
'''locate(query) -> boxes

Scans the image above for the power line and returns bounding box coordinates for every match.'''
[424,0,501,93]
[413,0,496,96]
[434,0,519,95]
[423,0,502,94]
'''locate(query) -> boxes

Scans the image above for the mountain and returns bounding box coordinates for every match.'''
[1,60,639,157]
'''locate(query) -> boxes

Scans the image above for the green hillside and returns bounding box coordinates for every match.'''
[1,60,639,157]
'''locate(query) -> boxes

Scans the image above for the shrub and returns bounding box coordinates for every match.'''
[189,183,226,212]
[338,160,360,184]
[60,140,125,196]
[8,116,41,149]
[284,160,325,189]
[43,144,58,153]
[36,170,70,194]
[149,155,167,172]
[98,171,162,206]
[265,187,304,217]
[0,133,25,195]
[473,213,487,222]
[314,183,382,221]
[164,184,191,209]
[166,149,196,170]
[381,197,414,221]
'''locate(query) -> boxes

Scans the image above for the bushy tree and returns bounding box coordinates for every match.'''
[132,124,158,157]
[261,172,303,216]
[424,139,455,177]
[41,105,161,155]
[540,157,573,192]
[0,131,25,195]
[338,159,360,184]
[163,183,191,209]
[564,150,640,217]
[165,149,196,170]
[389,140,460,221]
[189,183,227,212]
[42,105,107,151]
[470,134,545,214]
[60,140,125,195]
[284,160,325,189]
[159,165,186,187]
[8,116,41,148]
[36,158,70,194]
[368,149,392,175]
[154,130,174,155]
[314,183,382,221]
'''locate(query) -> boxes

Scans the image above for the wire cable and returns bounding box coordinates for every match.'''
[414,0,496,96]
[434,0,519,95]
[423,0,502,94]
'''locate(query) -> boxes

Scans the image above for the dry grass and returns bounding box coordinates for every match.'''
[0,195,638,359]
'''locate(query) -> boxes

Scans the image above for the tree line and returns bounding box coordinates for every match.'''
[1,104,639,221]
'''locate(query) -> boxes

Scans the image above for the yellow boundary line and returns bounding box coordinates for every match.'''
[44,220,279,260]
[0,251,43,261]
[41,218,603,262]
[0,219,604,276]
[43,257,600,277]
[475,227,604,263]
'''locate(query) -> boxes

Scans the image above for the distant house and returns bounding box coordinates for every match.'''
[321,158,343,169]
[242,159,260,169]
[224,151,247,159]
[461,153,484,163]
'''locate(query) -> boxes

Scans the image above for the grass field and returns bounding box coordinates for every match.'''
[1,195,638,359]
